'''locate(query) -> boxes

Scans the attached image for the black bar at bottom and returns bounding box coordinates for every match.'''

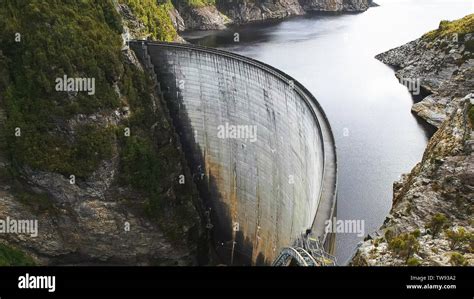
[0,267,471,298]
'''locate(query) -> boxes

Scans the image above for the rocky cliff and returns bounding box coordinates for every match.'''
[170,0,374,31]
[0,1,205,266]
[352,15,474,266]
[375,15,474,128]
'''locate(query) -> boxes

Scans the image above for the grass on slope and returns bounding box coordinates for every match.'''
[120,0,178,41]
[423,14,474,41]
[0,243,36,266]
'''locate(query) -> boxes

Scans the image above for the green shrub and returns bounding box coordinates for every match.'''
[9,124,115,178]
[384,228,395,242]
[407,257,421,266]
[445,227,472,250]
[388,231,420,261]
[412,229,421,238]
[449,252,467,266]
[469,104,474,127]
[0,244,36,266]
[428,213,449,237]
[120,136,166,192]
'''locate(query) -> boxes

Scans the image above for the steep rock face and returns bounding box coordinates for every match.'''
[171,0,373,31]
[168,6,186,32]
[352,16,474,266]
[376,30,473,128]
[352,95,473,266]
[116,2,147,39]
[299,0,372,12]
[172,3,230,31]
[0,1,203,265]
[216,0,305,24]
[0,49,202,265]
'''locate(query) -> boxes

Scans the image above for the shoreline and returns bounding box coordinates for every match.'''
[352,15,473,266]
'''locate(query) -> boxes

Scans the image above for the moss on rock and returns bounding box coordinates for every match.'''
[0,243,36,266]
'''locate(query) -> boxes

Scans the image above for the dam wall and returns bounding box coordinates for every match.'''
[130,41,337,265]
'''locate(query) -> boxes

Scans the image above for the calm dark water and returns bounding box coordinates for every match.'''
[183,0,473,264]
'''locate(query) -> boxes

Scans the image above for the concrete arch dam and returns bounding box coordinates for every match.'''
[130,41,337,265]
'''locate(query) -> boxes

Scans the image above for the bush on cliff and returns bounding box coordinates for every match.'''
[120,0,177,41]
[0,244,36,266]
[449,252,468,266]
[444,227,473,250]
[388,231,420,262]
[427,213,449,237]
[406,257,421,266]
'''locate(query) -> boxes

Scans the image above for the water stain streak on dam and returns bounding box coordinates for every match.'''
[131,41,337,265]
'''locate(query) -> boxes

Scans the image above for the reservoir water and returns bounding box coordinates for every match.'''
[183,0,473,264]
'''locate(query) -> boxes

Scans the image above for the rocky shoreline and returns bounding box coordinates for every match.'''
[351,15,474,266]
[170,0,376,32]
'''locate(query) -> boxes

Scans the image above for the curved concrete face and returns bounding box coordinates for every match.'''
[130,41,337,265]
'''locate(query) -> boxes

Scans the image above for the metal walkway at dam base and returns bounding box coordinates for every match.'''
[129,40,338,267]
[272,235,337,266]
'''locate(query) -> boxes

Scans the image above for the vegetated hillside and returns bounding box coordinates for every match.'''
[118,0,179,41]
[148,0,375,32]
[114,0,375,37]
[352,15,473,266]
[216,0,374,26]
[0,0,205,265]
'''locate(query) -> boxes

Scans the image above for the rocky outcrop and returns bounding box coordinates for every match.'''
[0,2,204,265]
[376,30,473,128]
[172,3,230,31]
[171,0,374,31]
[0,47,203,265]
[352,16,474,266]
[116,2,147,40]
[299,0,373,12]
[168,5,186,32]
[216,0,305,25]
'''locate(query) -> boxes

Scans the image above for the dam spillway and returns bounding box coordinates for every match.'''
[130,41,337,265]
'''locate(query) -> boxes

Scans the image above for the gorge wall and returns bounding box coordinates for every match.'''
[0,1,204,266]
[352,15,474,266]
[168,0,375,31]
